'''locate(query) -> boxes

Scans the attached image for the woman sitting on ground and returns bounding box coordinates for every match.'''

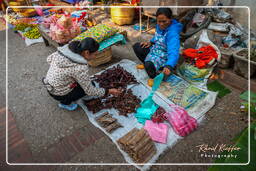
[133,8,183,85]
[43,37,122,111]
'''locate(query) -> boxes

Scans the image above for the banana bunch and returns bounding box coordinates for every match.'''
[23,27,41,39]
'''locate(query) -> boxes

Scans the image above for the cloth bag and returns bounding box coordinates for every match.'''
[165,104,197,137]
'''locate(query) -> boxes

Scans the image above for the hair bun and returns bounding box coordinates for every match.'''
[69,41,83,54]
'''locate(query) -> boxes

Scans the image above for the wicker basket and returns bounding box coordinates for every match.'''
[88,47,112,67]
[110,3,135,26]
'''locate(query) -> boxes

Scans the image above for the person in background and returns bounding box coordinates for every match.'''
[133,8,183,86]
[43,38,122,111]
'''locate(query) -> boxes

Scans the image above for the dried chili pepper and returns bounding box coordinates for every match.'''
[93,65,138,89]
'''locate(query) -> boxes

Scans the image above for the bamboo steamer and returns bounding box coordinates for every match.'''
[87,47,112,67]
[110,3,135,26]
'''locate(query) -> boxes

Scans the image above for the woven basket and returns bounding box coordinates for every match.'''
[110,3,135,26]
[88,47,112,67]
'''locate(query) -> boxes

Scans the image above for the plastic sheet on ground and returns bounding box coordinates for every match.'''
[77,59,217,170]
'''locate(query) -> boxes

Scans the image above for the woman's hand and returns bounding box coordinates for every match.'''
[140,42,152,48]
[108,88,123,97]
[162,67,171,76]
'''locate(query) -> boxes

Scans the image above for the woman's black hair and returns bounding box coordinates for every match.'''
[156,8,173,19]
[69,37,99,54]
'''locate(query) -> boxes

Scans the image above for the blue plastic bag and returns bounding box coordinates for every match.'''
[135,73,164,124]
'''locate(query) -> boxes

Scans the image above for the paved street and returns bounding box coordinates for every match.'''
[0,29,249,171]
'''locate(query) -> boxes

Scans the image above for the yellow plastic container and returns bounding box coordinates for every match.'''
[110,3,135,26]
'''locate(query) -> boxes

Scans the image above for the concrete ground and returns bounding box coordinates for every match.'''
[0,29,249,171]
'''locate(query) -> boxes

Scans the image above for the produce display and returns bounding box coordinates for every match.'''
[93,65,138,89]
[23,27,41,39]
[14,23,35,32]
[117,128,156,163]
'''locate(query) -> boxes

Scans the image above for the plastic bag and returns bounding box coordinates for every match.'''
[56,15,73,29]
[50,17,81,44]
[223,24,243,47]
[196,29,221,62]
[179,30,221,87]
[192,13,206,26]
[135,73,164,125]
[208,22,229,32]
[165,104,197,137]
[144,120,169,144]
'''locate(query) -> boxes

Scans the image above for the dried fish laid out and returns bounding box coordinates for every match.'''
[117,128,157,163]
[83,89,141,116]
[93,65,138,89]
[96,112,122,133]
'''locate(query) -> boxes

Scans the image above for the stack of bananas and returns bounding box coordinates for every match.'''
[23,27,41,39]
[14,23,41,39]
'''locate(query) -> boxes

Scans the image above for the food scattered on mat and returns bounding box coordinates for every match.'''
[117,128,157,163]
[83,89,141,116]
[93,65,138,89]
[96,112,123,133]
[104,89,141,116]
[83,98,104,113]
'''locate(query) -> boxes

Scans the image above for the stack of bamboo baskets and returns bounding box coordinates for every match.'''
[117,128,156,163]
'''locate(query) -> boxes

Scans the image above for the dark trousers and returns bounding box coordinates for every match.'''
[49,84,86,105]
[132,42,157,78]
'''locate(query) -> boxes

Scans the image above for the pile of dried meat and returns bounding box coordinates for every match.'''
[117,128,156,163]
[96,112,122,133]
[83,89,141,116]
[93,65,138,89]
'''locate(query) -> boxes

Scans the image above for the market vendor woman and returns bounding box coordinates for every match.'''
[133,8,183,84]
[43,38,122,111]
